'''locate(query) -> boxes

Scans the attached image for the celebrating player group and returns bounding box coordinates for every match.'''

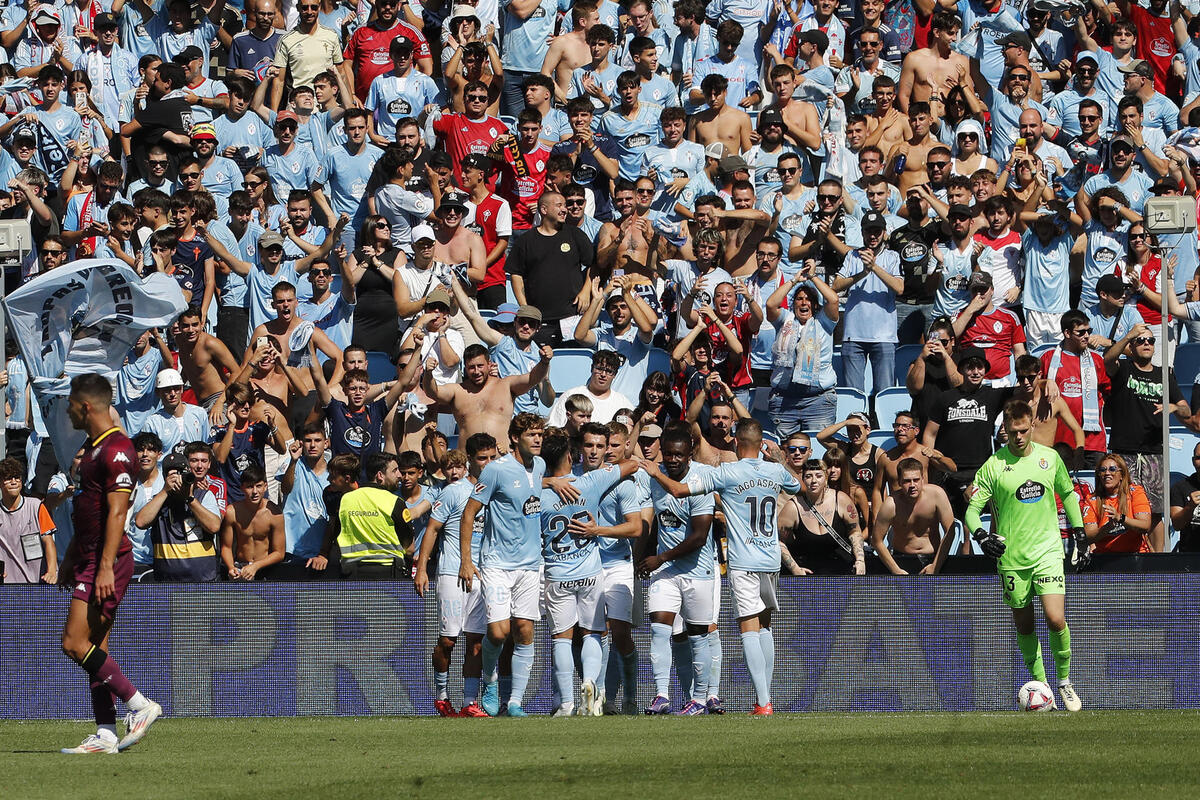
[411,399,1086,718]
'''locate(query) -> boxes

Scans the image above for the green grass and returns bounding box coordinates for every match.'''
[2,713,1198,799]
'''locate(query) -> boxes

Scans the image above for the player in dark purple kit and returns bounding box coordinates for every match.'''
[59,374,163,754]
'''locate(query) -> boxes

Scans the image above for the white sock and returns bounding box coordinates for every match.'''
[127,691,149,712]
[97,725,117,741]
[435,671,449,701]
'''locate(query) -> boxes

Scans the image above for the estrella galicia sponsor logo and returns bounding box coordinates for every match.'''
[345,426,369,449]
[659,510,683,528]
[1016,479,1045,503]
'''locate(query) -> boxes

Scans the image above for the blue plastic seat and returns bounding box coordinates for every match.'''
[835,386,867,420]
[365,351,394,385]
[1174,343,1200,388]
[873,386,912,433]
[893,344,923,387]
[548,348,595,393]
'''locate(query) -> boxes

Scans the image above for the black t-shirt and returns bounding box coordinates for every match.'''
[1105,360,1182,453]
[912,356,952,431]
[1169,474,1200,552]
[930,384,1014,476]
[802,209,851,282]
[890,221,941,303]
[131,97,193,180]
[506,225,593,321]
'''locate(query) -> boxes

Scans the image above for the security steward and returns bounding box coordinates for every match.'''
[337,452,415,578]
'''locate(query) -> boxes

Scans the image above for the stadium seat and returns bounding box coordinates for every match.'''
[835,387,867,420]
[806,435,826,460]
[548,348,595,393]
[505,281,517,306]
[438,413,459,450]
[866,431,897,450]
[1075,470,1096,491]
[873,387,911,432]
[478,308,496,323]
[1167,427,1200,485]
[646,347,672,377]
[365,351,394,385]
[1174,343,1200,387]
[893,344,923,387]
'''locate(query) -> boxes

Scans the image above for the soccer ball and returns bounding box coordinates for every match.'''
[1018,681,1056,712]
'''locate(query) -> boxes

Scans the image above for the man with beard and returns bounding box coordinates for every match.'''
[488,109,551,236]
[507,190,593,344]
[453,296,555,414]
[336,452,415,577]
[61,161,126,257]
[720,179,770,274]
[744,110,789,202]
[872,409,956,511]
[836,27,901,116]
[788,179,862,283]
[314,109,382,251]
[1048,52,1114,139]
[430,80,506,186]
[760,66,821,177]
[190,124,242,202]
[1056,98,1109,198]
[341,0,432,102]
[597,179,658,278]
[984,64,1051,165]
[759,150,809,277]
[890,186,943,343]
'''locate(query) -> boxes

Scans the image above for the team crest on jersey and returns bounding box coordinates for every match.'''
[993,321,1002,333]
[1039,458,1049,470]
[488,128,497,137]
[482,209,492,221]
[115,473,133,488]
[560,243,571,252]
[473,482,486,493]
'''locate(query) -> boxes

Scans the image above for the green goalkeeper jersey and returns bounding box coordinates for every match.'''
[965,442,1083,570]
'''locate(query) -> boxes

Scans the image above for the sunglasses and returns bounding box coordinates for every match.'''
[1133,336,1156,344]
[180,172,201,179]
[375,221,390,229]
[565,199,585,206]
[635,188,655,195]
[42,249,66,255]
[1078,114,1101,121]
[1129,232,1148,240]
[148,159,169,166]
[310,269,331,276]
[466,94,489,101]
[516,318,540,327]
[818,194,840,202]
[1097,465,1122,474]
[786,445,809,453]
[957,133,978,139]
[1016,374,1038,383]
[1076,67,1097,74]
[245,180,264,188]
[927,161,950,169]
[779,166,799,175]
[1009,73,1031,81]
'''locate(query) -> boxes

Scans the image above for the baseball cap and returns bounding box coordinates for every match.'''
[429,150,453,169]
[704,142,725,160]
[718,154,749,173]
[998,31,1032,50]
[516,304,542,323]
[847,411,871,427]
[411,224,436,243]
[948,203,974,219]
[757,109,784,130]
[94,12,118,30]
[861,211,887,231]
[172,45,204,65]
[798,29,829,51]
[1095,274,1127,297]
[425,286,452,308]
[489,302,519,328]
[156,368,185,389]
[1119,59,1154,78]
[461,153,491,172]
[275,110,300,125]
[639,424,663,439]
[957,347,988,369]
[966,271,993,293]
[189,122,217,141]
[32,7,60,24]
[438,190,469,214]
[1110,133,1137,151]
[1075,50,1099,65]
[258,230,284,249]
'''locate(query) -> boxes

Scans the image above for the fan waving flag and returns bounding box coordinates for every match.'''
[3,259,188,469]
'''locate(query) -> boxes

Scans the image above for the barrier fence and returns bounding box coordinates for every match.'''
[2,574,1197,717]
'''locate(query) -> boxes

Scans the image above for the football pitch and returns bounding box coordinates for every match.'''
[2,712,1198,799]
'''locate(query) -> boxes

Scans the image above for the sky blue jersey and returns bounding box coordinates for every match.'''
[650,462,716,579]
[472,453,546,570]
[431,478,485,575]
[597,470,650,566]
[540,464,623,581]
[686,458,800,571]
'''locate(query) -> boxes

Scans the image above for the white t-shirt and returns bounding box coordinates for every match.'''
[547,385,633,426]
[419,326,466,385]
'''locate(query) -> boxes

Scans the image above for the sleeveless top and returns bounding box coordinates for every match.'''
[785,491,855,574]
[850,444,879,496]
[951,153,988,177]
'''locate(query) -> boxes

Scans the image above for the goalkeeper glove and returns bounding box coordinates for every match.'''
[1070,526,1091,572]
[971,527,1006,559]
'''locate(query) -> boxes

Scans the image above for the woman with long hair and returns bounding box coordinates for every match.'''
[1083,453,1152,553]
[632,371,682,429]
[346,213,406,355]
[1125,222,1165,330]
[821,442,871,528]
[66,70,115,156]
[777,458,866,575]
[244,166,284,229]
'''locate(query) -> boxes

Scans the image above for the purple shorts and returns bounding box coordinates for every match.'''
[70,550,135,619]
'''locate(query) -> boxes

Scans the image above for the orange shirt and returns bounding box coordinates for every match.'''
[1083,484,1152,553]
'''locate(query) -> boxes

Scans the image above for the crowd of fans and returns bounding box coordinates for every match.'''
[1,0,1200,586]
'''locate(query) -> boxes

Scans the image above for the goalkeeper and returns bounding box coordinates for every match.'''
[965,400,1087,712]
